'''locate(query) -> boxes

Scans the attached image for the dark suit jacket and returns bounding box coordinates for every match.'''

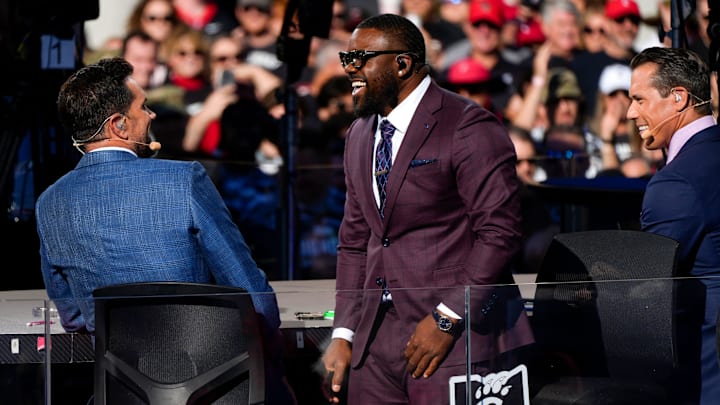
[334,81,533,368]
[641,122,720,403]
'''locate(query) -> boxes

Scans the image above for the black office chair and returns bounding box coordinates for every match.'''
[528,230,701,404]
[93,282,265,405]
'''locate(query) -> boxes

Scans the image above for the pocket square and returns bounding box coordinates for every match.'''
[409,158,437,168]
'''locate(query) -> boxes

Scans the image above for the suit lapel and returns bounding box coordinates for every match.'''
[355,117,383,227]
[382,83,442,224]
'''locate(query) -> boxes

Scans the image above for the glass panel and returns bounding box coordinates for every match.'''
[7,277,716,404]
[466,283,534,404]
[522,276,713,404]
[0,291,83,405]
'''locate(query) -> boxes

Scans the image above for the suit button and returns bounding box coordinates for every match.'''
[382,238,390,247]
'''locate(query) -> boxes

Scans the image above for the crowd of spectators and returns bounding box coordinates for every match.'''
[81,0,716,277]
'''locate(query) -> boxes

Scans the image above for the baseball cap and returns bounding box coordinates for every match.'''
[447,58,492,85]
[542,68,582,102]
[445,58,507,95]
[516,17,545,47]
[605,0,640,20]
[469,0,504,28]
[598,64,631,95]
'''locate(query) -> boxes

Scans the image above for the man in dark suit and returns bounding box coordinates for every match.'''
[322,14,533,404]
[628,46,720,404]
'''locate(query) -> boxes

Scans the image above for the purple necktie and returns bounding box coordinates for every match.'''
[376,119,395,218]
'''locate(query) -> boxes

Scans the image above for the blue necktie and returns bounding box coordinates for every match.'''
[376,119,395,218]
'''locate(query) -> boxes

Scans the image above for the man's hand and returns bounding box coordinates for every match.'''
[321,338,352,403]
[403,313,456,379]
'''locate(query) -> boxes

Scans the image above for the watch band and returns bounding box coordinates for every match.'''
[432,309,460,336]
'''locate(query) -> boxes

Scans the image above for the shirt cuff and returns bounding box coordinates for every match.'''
[437,303,462,320]
[332,327,354,342]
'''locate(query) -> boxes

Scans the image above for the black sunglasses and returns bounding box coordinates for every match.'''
[243,5,269,13]
[583,26,605,35]
[516,158,539,165]
[613,15,641,25]
[212,53,242,63]
[339,49,412,69]
[176,49,204,57]
[143,14,174,23]
[471,20,501,30]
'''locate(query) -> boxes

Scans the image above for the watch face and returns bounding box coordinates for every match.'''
[438,316,453,332]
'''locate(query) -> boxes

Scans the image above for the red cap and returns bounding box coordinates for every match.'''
[447,58,492,85]
[605,0,640,20]
[516,17,545,47]
[502,3,518,22]
[469,0,504,28]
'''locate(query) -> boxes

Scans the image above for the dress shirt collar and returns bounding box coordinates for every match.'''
[378,75,431,135]
[371,75,431,208]
[89,146,138,157]
[666,115,716,164]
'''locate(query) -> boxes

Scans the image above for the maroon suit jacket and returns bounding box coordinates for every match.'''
[334,81,533,368]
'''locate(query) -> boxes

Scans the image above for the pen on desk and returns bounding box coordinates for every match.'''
[27,320,55,327]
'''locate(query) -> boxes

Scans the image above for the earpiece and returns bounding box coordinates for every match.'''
[671,88,681,103]
[397,57,407,71]
[117,118,126,130]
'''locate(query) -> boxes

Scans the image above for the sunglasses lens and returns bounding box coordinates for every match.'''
[244,5,269,13]
[145,15,172,22]
[351,51,362,68]
[177,49,203,57]
[213,53,241,63]
[339,52,348,67]
[615,15,640,24]
[340,51,362,68]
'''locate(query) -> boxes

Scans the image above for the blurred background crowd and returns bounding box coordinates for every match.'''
[3,0,718,283]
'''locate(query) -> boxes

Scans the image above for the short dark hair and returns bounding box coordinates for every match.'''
[355,14,426,68]
[122,30,158,57]
[57,57,134,141]
[630,47,712,116]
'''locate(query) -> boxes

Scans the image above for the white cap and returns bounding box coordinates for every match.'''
[598,64,632,95]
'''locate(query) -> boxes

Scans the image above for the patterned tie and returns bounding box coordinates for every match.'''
[375,119,395,218]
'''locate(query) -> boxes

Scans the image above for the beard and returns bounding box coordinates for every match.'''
[136,131,158,158]
[137,144,155,158]
[353,71,399,118]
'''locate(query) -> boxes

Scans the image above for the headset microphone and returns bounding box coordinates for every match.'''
[641,110,683,149]
[147,141,162,151]
[72,139,161,151]
[641,99,712,149]
[124,139,162,151]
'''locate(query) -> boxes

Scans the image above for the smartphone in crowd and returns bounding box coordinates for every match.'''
[217,69,235,87]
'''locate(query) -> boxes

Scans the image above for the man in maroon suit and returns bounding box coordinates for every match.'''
[321,13,534,405]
